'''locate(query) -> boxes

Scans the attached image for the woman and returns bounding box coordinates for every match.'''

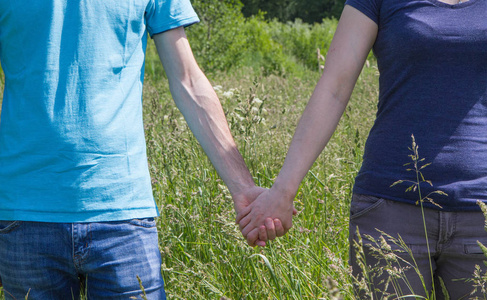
[237,0,487,297]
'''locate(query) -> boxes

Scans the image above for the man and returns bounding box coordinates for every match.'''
[0,0,281,298]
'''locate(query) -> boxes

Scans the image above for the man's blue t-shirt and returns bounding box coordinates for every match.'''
[0,0,199,222]
[346,0,487,210]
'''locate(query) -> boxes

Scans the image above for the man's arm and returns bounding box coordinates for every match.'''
[152,27,281,246]
[236,5,379,245]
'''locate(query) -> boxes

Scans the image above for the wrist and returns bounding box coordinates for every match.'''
[271,179,298,203]
[228,181,256,199]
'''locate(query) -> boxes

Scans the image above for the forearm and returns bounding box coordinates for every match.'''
[272,5,377,199]
[273,78,349,198]
[237,5,378,245]
[169,71,255,196]
[154,28,255,197]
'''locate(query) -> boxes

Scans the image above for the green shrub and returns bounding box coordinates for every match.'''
[187,0,248,72]
[186,0,341,76]
[268,18,337,71]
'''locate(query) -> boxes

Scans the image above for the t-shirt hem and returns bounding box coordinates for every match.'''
[0,208,159,223]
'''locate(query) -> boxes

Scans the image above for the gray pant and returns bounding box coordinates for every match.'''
[349,194,487,299]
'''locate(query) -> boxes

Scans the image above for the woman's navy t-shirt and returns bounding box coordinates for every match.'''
[346,0,487,211]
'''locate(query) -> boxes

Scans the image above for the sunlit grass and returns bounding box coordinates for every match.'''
[141,35,379,297]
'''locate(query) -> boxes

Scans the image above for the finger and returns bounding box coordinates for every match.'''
[258,225,268,243]
[238,214,252,232]
[274,218,285,237]
[241,220,259,238]
[241,223,253,238]
[293,207,298,215]
[236,206,252,224]
[265,218,277,240]
[256,240,266,247]
[246,228,260,247]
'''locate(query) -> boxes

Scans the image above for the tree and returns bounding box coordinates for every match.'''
[240,0,345,23]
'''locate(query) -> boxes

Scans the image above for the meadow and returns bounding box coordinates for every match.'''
[5,1,477,298]
[140,39,378,299]
[132,4,383,296]
[141,59,378,299]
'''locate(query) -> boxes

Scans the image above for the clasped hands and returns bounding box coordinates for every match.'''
[234,186,297,247]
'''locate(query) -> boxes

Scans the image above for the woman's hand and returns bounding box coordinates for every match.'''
[236,187,296,246]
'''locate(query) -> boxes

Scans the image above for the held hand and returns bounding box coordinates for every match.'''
[236,188,296,247]
[232,186,272,247]
[232,186,267,218]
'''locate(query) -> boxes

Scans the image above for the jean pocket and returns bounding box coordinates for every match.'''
[0,221,21,234]
[464,242,486,255]
[128,218,156,228]
[350,194,385,220]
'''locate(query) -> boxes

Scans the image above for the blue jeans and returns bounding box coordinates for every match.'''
[0,219,166,300]
[349,194,487,299]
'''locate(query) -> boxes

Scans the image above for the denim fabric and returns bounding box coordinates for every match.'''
[0,219,165,300]
[349,194,487,299]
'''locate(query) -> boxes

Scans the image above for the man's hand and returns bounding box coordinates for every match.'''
[232,186,272,247]
[232,186,267,218]
[236,187,296,247]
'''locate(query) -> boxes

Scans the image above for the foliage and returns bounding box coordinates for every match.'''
[471,200,487,297]
[352,138,448,298]
[238,16,292,76]
[137,45,379,298]
[267,18,337,71]
[187,0,248,72]
[185,0,340,75]
[241,0,347,23]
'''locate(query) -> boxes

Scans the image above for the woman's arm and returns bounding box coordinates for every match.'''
[237,5,379,246]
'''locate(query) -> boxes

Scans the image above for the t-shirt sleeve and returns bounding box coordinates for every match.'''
[145,0,200,37]
[345,0,380,25]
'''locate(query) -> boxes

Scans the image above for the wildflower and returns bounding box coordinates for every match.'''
[231,112,244,121]
[222,91,234,98]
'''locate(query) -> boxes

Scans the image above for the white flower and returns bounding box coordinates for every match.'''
[232,112,244,121]
[213,85,223,91]
[223,91,234,98]
[253,97,263,105]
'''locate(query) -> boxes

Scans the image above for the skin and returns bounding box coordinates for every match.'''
[236,5,379,246]
[153,27,284,247]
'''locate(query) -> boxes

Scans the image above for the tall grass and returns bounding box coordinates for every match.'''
[141,36,379,297]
